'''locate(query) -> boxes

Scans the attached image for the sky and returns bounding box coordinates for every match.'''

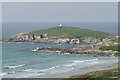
[2,2,118,22]
[1,2,118,39]
[1,0,120,2]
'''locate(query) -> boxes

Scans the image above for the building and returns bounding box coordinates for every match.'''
[59,24,62,27]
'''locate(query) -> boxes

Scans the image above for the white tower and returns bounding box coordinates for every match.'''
[59,24,62,27]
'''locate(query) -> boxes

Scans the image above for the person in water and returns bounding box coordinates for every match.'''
[72,66,75,69]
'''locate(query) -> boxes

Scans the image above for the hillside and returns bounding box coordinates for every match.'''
[68,68,119,79]
[99,44,120,51]
[26,26,112,38]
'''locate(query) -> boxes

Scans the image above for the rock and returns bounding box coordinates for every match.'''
[4,32,113,45]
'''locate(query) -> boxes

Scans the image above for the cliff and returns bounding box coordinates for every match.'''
[5,26,114,44]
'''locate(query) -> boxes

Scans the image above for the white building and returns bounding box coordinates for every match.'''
[59,24,62,27]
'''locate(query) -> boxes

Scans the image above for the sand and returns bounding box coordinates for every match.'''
[32,61,118,78]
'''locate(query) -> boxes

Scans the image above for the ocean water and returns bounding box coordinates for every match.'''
[2,42,118,78]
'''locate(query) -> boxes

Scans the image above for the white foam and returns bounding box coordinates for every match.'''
[36,47,39,49]
[73,60,85,63]
[64,63,76,67]
[92,59,98,61]
[24,66,61,74]
[65,59,99,68]
[32,49,37,52]
[49,66,60,69]
[36,73,46,76]
[19,73,46,78]
[55,51,61,52]
[38,66,60,72]
[64,53,70,54]
[94,62,98,64]
[72,59,98,64]
[20,76,28,78]
[22,68,51,73]
[3,59,99,78]
[5,64,26,69]
[8,71,15,74]
[23,69,32,72]
[0,73,7,76]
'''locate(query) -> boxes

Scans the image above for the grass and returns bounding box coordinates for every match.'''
[26,26,112,38]
[110,36,120,43]
[66,68,119,80]
[99,44,120,51]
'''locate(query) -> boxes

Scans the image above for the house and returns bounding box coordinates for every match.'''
[70,38,80,44]
[40,34,48,38]
[59,24,62,27]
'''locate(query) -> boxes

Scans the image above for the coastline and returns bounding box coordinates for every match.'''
[33,61,118,78]
[2,42,119,78]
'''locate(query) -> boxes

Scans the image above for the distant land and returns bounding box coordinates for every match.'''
[2,22,118,39]
[26,26,113,38]
[3,26,120,56]
[4,26,117,44]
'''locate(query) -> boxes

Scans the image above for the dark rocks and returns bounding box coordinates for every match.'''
[5,32,112,45]
[34,46,119,57]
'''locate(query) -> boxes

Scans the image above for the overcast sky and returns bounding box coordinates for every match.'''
[2,2,118,22]
[1,0,119,2]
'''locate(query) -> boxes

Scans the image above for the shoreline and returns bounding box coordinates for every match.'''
[33,61,118,78]
[2,42,119,78]
[3,41,120,57]
[33,47,119,57]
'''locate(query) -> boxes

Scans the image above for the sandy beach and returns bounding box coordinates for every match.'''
[33,61,118,78]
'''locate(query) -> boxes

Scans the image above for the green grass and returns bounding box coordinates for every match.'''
[89,68,119,78]
[110,36,120,43]
[99,44,120,51]
[66,68,119,80]
[26,26,112,38]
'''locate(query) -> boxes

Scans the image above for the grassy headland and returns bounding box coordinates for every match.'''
[99,44,120,51]
[66,68,119,80]
[26,26,113,38]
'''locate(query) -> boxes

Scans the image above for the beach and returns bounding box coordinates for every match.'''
[33,61,118,78]
[2,42,118,78]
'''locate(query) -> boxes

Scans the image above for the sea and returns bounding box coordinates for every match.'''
[1,22,118,78]
[1,42,118,78]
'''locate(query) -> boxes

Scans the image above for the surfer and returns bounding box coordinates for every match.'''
[72,65,75,69]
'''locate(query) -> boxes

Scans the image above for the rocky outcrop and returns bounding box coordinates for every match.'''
[33,45,119,57]
[4,32,112,45]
